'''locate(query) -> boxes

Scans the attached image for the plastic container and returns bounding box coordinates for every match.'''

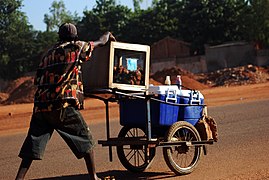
[165,76,171,85]
[119,91,179,127]
[119,97,178,136]
[176,75,182,90]
[178,90,204,125]
[119,86,204,136]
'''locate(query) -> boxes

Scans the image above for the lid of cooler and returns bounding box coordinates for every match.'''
[148,85,179,94]
[148,85,204,99]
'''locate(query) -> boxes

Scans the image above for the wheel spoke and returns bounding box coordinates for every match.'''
[163,122,201,175]
[117,127,156,172]
[126,149,135,161]
[137,149,145,162]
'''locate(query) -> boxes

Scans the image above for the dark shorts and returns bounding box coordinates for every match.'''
[19,107,95,160]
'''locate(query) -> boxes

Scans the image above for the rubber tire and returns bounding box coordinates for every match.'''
[163,121,202,175]
[116,126,156,172]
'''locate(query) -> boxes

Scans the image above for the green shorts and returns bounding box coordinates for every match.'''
[19,107,95,160]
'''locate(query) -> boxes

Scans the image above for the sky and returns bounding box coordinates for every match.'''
[21,0,151,31]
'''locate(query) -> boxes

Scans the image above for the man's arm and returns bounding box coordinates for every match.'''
[93,31,116,47]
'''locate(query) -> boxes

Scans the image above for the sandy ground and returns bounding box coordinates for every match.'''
[0,82,269,135]
[1,82,269,180]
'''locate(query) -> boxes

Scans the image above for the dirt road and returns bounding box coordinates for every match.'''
[1,100,269,179]
[0,82,269,179]
[1,82,269,135]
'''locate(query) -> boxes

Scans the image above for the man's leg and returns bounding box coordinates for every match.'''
[57,107,100,179]
[16,112,53,180]
[15,158,33,180]
[84,149,100,180]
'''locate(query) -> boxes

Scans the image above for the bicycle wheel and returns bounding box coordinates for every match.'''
[163,121,202,175]
[116,126,156,172]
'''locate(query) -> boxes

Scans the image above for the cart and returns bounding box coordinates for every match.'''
[86,86,216,175]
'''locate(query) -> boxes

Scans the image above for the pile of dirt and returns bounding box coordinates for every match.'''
[0,76,36,105]
[1,65,269,105]
[150,66,209,90]
[197,65,269,87]
[0,93,9,102]
[0,78,9,102]
[149,78,162,85]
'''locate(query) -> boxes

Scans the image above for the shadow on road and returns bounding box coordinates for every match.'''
[34,170,176,180]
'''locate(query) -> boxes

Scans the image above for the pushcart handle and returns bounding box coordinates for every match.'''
[86,88,206,107]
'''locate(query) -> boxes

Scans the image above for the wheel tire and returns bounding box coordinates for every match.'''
[116,126,156,172]
[163,121,202,175]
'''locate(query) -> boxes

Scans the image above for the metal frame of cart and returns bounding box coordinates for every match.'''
[86,88,215,175]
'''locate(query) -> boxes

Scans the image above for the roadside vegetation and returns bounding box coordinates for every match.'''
[1,0,269,80]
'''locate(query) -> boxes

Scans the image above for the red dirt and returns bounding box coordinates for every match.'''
[1,82,269,135]
[1,65,268,105]
[1,65,269,135]
[150,66,209,90]
[1,65,269,180]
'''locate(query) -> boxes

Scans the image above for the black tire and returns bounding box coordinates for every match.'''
[163,121,202,175]
[116,126,156,172]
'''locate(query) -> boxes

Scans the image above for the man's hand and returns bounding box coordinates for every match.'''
[93,32,116,47]
[109,32,116,42]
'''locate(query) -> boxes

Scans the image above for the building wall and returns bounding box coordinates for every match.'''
[150,36,202,73]
[176,56,207,74]
[205,42,256,72]
[150,56,207,74]
[150,58,176,73]
[151,36,190,61]
[256,49,269,66]
[150,38,261,74]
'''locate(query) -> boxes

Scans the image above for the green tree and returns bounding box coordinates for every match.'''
[121,8,153,44]
[150,0,179,41]
[177,0,247,54]
[77,0,132,41]
[27,31,58,72]
[133,0,143,11]
[238,0,269,47]
[0,0,36,79]
[121,0,179,44]
[44,0,80,32]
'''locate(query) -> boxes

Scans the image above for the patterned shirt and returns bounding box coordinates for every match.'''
[34,40,94,112]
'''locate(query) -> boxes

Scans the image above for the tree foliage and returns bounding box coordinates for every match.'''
[77,0,131,41]
[0,0,35,79]
[0,0,59,79]
[2,0,269,80]
[44,0,80,32]
[238,0,269,48]
[133,0,143,11]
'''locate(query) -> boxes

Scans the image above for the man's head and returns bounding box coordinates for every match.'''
[58,23,78,41]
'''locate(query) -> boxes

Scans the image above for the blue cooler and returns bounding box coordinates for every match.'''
[119,86,204,135]
[148,86,204,126]
[154,89,180,126]
[178,90,204,125]
[119,86,180,135]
